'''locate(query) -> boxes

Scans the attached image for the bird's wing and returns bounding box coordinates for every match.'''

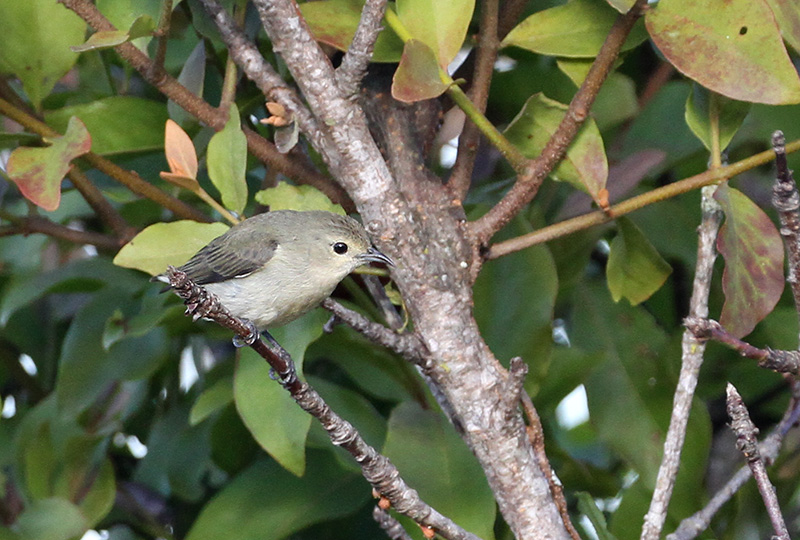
[179,229,278,285]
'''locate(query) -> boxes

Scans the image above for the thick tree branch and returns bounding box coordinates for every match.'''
[165,268,482,540]
[335,0,388,96]
[58,0,348,207]
[471,0,648,244]
[725,384,790,540]
[0,214,121,250]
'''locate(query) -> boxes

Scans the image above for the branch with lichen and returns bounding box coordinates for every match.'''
[165,267,483,540]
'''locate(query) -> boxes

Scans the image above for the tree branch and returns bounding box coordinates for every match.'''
[165,268,483,540]
[486,137,800,259]
[58,0,348,207]
[725,384,790,540]
[0,215,121,250]
[448,0,500,201]
[471,0,648,244]
[335,0,388,96]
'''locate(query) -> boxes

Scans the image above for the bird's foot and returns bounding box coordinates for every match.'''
[232,319,259,347]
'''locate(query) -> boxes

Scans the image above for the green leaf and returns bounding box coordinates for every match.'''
[396,0,475,66]
[474,222,558,395]
[606,217,672,305]
[190,377,234,426]
[234,309,329,476]
[391,39,450,103]
[501,0,648,58]
[185,453,368,540]
[95,0,162,51]
[300,0,404,62]
[207,103,248,214]
[714,184,785,338]
[646,0,800,104]
[168,40,206,125]
[45,97,168,155]
[254,182,345,214]
[113,221,230,276]
[504,93,608,202]
[6,117,92,211]
[576,492,617,540]
[685,85,751,151]
[766,0,800,53]
[0,0,86,108]
[70,15,156,52]
[557,59,638,131]
[16,498,87,540]
[383,402,497,540]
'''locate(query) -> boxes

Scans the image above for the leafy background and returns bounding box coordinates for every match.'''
[0,0,799,539]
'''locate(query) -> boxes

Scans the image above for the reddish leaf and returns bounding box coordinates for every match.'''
[6,117,91,211]
[714,184,785,338]
[646,0,800,105]
[392,39,449,103]
[161,119,199,191]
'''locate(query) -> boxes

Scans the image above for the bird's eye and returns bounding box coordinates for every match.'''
[333,242,349,255]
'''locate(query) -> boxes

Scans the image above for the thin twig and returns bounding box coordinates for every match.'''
[771,130,800,346]
[470,0,648,244]
[0,216,121,250]
[668,383,800,540]
[165,268,483,540]
[373,506,414,540]
[725,384,790,540]
[58,0,347,206]
[448,0,500,201]
[684,317,800,376]
[335,0,388,96]
[641,184,722,540]
[149,0,174,80]
[66,168,135,241]
[486,137,800,259]
[320,298,428,367]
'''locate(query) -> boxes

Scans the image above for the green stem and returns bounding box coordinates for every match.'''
[194,188,241,224]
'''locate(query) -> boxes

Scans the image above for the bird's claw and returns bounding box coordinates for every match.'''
[232,319,259,347]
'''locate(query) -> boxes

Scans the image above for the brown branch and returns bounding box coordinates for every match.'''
[165,268,483,540]
[320,298,429,368]
[0,96,210,223]
[640,184,723,540]
[58,0,348,207]
[471,0,648,244]
[448,0,500,201]
[497,0,532,39]
[335,0,388,96]
[66,168,135,241]
[771,130,800,347]
[668,382,800,540]
[149,0,174,80]
[684,317,800,376]
[726,384,790,540]
[486,137,800,259]
[0,215,121,250]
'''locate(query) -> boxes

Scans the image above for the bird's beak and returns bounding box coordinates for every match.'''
[361,246,394,267]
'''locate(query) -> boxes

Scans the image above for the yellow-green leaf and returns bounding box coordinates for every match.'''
[685,85,750,151]
[254,182,345,214]
[70,15,155,52]
[207,103,248,214]
[113,221,230,276]
[606,217,672,305]
[396,0,475,67]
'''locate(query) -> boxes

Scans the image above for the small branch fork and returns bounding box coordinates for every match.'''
[165,268,479,540]
[725,384,790,540]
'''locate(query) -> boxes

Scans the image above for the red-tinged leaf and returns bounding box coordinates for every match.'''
[396,0,475,66]
[6,117,91,211]
[163,119,198,180]
[392,39,450,103]
[501,0,648,58]
[646,0,800,105]
[714,184,785,338]
[504,93,608,202]
[300,0,403,62]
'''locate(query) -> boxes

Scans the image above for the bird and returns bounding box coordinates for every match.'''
[156,210,393,335]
